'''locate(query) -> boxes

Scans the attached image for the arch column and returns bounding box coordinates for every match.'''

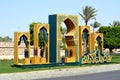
[90,33,103,53]
[32,23,49,64]
[49,14,79,63]
[79,26,91,58]
[14,32,30,65]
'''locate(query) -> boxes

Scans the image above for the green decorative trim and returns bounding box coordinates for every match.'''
[57,40,62,63]
[74,28,78,39]
[75,41,79,62]
[80,50,112,64]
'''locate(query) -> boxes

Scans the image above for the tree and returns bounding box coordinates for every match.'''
[29,23,34,45]
[90,21,101,32]
[110,20,120,27]
[0,37,3,42]
[0,36,12,42]
[60,26,67,49]
[78,6,97,26]
[99,26,120,53]
[29,22,41,45]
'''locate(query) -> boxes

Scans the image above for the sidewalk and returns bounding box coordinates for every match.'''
[0,64,120,80]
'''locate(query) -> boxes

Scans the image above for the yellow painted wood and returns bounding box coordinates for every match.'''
[33,23,50,64]
[14,32,30,65]
[22,58,30,64]
[31,56,40,64]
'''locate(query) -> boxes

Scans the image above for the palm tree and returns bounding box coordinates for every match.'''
[79,6,97,26]
[110,20,120,27]
[38,28,48,57]
[60,26,67,49]
[90,21,101,32]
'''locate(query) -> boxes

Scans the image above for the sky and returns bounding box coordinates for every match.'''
[0,0,120,40]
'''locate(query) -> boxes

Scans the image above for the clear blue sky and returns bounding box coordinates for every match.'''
[0,0,120,40]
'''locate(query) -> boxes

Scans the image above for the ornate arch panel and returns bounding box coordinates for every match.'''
[14,32,30,65]
[33,23,49,64]
[49,14,79,63]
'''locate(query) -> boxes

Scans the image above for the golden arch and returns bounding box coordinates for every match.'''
[49,14,79,63]
[63,18,75,35]
[34,24,49,48]
[14,32,30,65]
[90,32,103,52]
[79,26,91,58]
[94,33,103,51]
[61,18,76,62]
[32,23,49,64]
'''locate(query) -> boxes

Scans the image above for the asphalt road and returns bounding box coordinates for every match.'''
[38,70,120,80]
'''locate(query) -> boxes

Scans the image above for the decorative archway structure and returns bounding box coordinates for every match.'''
[79,26,91,58]
[13,14,111,66]
[14,32,30,65]
[49,14,79,63]
[90,33,103,53]
[80,32,111,64]
[32,23,49,64]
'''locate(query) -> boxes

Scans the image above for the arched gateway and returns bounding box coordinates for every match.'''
[49,14,79,63]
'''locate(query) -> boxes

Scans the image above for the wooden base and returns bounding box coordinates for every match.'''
[65,57,76,63]
[31,56,40,64]
[22,58,30,64]
[40,57,47,64]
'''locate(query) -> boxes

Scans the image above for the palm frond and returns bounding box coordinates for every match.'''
[110,20,120,27]
[78,5,97,26]
[91,21,101,32]
[78,12,85,20]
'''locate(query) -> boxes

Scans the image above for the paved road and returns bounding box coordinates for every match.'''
[39,70,120,80]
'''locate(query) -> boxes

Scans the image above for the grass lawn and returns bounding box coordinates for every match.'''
[0,54,120,74]
[111,53,120,63]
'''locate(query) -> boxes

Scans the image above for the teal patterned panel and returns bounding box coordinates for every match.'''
[75,40,79,62]
[57,15,67,39]
[69,16,79,39]
[57,40,62,63]
[74,27,79,39]
[69,16,78,27]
